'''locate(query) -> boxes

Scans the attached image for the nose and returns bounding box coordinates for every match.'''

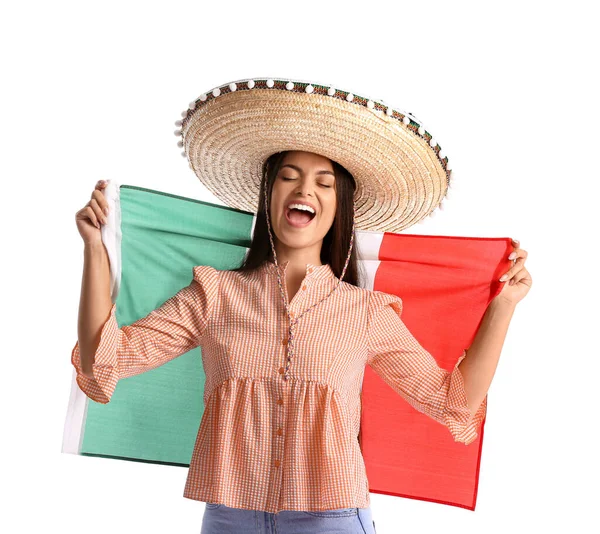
[293,178,315,197]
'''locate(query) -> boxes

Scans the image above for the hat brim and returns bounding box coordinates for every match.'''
[180,79,451,233]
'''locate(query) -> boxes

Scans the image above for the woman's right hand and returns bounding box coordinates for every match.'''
[76,180,110,245]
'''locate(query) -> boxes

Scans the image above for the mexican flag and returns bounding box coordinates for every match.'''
[62,181,510,510]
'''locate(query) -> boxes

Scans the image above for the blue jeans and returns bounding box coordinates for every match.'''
[201,503,377,533]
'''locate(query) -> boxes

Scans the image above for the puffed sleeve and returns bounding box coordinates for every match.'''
[71,265,220,405]
[367,290,487,445]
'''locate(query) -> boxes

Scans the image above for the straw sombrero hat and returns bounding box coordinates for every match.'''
[174,77,454,233]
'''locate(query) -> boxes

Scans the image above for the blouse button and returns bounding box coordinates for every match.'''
[279,367,285,374]
[301,285,307,291]
[277,428,283,436]
[277,398,283,405]
[274,459,280,468]
[282,338,288,346]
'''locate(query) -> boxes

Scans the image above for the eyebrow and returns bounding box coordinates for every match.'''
[280,163,335,177]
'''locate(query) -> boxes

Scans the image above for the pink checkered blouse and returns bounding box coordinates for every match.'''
[72,260,486,513]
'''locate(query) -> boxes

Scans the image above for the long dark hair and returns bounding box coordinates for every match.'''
[229,151,361,287]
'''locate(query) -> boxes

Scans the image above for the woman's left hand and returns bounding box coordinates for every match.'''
[496,238,532,306]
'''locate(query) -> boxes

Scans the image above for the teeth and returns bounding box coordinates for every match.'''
[287,203,315,214]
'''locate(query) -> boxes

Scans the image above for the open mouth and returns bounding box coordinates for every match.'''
[285,207,316,227]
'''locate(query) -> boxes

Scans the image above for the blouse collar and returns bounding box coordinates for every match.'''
[262,259,336,282]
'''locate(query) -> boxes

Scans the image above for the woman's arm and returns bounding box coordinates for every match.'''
[71,264,220,404]
[78,241,112,377]
[458,298,516,423]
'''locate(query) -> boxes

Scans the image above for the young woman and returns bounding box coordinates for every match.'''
[73,78,531,534]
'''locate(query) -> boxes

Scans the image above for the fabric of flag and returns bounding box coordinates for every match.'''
[63,182,511,510]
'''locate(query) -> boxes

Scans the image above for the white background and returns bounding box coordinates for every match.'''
[1,1,598,532]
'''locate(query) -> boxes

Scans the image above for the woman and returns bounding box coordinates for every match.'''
[73,78,531,533]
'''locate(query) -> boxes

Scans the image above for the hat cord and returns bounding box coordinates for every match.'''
[264,178,356,381]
